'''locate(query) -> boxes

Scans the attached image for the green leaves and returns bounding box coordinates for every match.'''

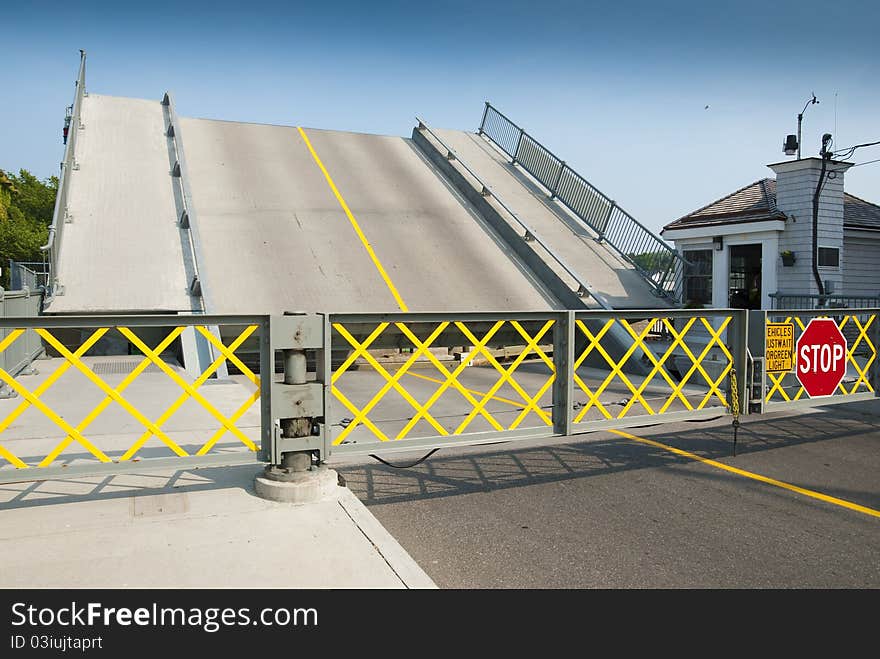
[0,169,54,288]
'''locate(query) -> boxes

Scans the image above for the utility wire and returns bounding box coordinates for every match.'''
[833,139,880,161]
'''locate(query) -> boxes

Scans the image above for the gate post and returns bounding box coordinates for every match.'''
[552,311,575,437]
[255,313,337,503]
[872,309,880,396]
[730,309,749,416]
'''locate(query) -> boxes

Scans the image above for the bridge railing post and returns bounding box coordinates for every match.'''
[552,311,575,437]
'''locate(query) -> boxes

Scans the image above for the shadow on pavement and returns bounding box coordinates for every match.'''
[0,463,262,511]
[340,405,880,508]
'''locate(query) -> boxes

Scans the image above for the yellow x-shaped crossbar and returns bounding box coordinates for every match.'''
[0,324,261,468]
[0,328,111,468]
[764,314,877,401]
[330,319,555,443]
[574,318,655,421]
[455,320,554,432]
[332,322,450,443]
[837,314,876,394]
[191,326,261,455]
[573,316,732,422]
[119,325,260,460]
[36,329,190,460]
[38,327,187,467]
[660,317,732,412]
[572,318,616,421]
[119,328,257,451]
[331,322,389,384]
[616,317,698,417]
[394,321,508,438]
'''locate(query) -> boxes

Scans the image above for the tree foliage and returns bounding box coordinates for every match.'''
[0,169,56,288]
[627,250,674,274]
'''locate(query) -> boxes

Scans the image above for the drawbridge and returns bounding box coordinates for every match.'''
[40,53,684,377]
[16,54,875,484]
[44,54,680,318]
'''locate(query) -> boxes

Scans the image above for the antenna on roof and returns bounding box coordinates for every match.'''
[783,93,819,159]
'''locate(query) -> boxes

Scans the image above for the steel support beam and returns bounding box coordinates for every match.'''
[162,91,228,379]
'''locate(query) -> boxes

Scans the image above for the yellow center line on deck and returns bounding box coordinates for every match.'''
[296,126,409,312]
[403,372,879,519]
[610,428,880,519]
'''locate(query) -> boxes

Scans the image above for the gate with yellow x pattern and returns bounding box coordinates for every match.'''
[568,309,746,433]
[0,315,272,484]
[327,312,565,456]
[763,308,879,411]
[1,309,756,480]
[327,309,748,456]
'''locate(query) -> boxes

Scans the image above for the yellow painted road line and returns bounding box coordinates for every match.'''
[610,428,880,519]
[297,126,409,312]
[399,372,880,520]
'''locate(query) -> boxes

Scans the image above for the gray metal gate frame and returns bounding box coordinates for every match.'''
[760,307,880,413]
[324,308,747,457]
[3,306,877,484]
[0,313,273,484]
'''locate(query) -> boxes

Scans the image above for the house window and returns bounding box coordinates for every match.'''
[683,249,713,306]
[818,247,839,268]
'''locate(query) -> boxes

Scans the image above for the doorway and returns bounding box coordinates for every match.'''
[729,244,762,309]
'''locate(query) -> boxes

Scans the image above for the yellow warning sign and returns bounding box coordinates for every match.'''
[766,322,794,373]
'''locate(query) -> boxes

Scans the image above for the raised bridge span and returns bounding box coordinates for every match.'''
[44,62,677,320]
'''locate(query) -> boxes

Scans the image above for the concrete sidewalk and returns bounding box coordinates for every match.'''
[0,464,436,589]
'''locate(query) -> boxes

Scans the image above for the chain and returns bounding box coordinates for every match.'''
[729,367,740,455]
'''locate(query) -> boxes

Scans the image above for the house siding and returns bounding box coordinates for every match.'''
[842,232,880,296]
[773,161,848,296]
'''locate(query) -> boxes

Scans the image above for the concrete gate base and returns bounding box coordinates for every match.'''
[254,465,340,504]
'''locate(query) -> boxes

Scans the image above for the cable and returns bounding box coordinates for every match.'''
[832,139,880,161]
[622,415,724,430]
[851,158,880,168]
[369,448,440,469]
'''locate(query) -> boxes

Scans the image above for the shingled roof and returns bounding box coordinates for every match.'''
[844,192,880,230]
[663,178,880,232]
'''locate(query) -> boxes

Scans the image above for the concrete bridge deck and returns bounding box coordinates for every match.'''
[179,120,551,314]
[51,95,198,314]
[46,93,667,317]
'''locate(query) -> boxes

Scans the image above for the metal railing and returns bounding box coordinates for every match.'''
[0,314,274,483]
[9,261,49,292]
[5,306,877,482]
[0,290,44,386]
[648,317,674,339]
[41,50,87,296]
[770,292,880,310]
[416,118,611,308]
[1,309,748,481]
[478,103,686,302]
[328,308,745,454]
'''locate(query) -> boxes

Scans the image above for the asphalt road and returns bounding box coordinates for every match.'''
[338,400,880,588]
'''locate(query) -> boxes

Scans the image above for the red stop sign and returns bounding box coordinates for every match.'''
[796,318,848,398]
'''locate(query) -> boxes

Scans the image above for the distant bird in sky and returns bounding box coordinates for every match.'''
[704,104,711,109]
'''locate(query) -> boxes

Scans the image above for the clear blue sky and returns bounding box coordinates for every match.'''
[2,0,877,234]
